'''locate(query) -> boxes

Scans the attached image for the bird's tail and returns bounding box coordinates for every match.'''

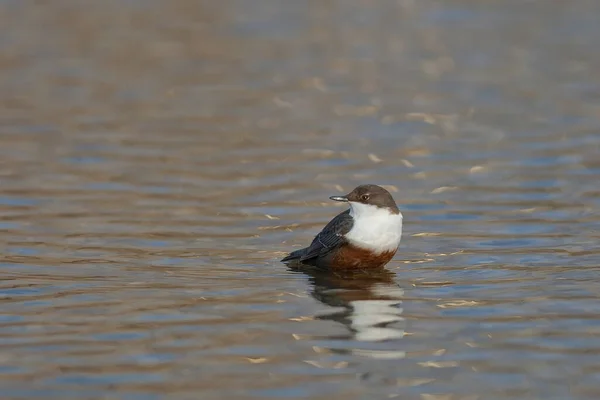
[281,247,307,262]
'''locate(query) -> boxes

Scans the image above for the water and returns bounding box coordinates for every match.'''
[1,1,600,399]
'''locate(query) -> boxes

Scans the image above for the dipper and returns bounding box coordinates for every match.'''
[281,184,403,269]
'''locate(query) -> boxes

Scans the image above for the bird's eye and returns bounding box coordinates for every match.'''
[361,194,370,201]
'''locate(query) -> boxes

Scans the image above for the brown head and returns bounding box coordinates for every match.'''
[329,184,400,214]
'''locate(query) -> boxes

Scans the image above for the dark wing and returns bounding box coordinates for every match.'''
[298,209,353,261]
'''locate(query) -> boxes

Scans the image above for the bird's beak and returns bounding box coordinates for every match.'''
[329,195,348,202]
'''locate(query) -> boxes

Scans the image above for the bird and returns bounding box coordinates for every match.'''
[281,184,403,270]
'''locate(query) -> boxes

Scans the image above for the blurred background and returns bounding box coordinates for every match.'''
[1,1,600,399]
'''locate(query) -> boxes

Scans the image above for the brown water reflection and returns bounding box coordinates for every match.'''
[1,0,600,399]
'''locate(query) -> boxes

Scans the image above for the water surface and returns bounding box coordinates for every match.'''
[1,1,600,399]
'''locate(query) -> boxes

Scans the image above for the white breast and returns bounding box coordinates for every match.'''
[345,202,403,254]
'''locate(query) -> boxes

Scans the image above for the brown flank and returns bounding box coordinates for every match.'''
[330,244,397,270]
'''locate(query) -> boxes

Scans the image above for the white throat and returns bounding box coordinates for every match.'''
[346,202,403,254]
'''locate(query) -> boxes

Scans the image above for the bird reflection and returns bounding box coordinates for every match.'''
[291,267,407,346]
